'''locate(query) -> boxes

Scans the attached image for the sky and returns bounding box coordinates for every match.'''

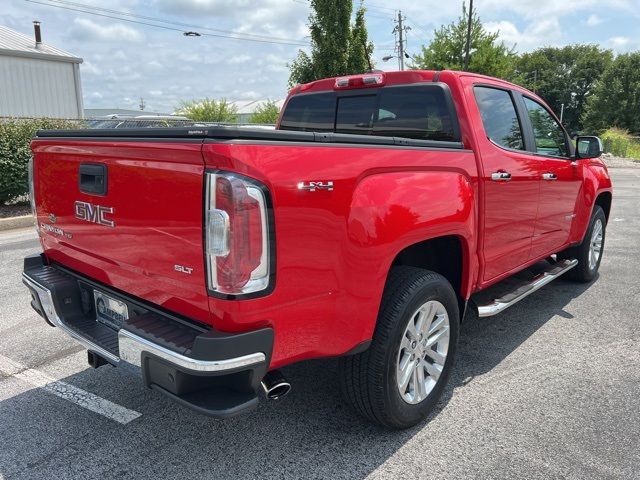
[2,0,640,113]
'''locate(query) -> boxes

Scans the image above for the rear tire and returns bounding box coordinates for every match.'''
[560,205,606,283]
[339,267,460,429]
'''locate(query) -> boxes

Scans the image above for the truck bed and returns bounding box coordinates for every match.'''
[35,126,465,150]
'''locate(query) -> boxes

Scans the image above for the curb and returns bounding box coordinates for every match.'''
[0,215,35,232]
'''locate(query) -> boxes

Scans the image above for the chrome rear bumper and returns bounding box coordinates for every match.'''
[22,254,274,417]
[23,273,266,374]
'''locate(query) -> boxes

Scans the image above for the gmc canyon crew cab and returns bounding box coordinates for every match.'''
[23,70,612,428]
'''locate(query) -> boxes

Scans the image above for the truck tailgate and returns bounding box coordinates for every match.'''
[31,139,211,324]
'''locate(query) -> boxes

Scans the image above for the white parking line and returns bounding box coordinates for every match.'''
[0,353,141,424]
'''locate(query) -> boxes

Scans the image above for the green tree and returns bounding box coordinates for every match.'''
[289,0,373,86]
[176,98,237,122]
[249,100,280,124]
[348,6,374,73]
[583,52,640,134]
[513,45,612,132]
[411,3,515,79]
[0,118,80,204]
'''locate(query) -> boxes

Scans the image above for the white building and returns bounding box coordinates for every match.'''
[0,23,83,118]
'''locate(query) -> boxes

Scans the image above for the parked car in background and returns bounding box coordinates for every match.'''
[85,114,193,129]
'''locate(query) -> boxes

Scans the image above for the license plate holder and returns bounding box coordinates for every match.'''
[94,290,128,330]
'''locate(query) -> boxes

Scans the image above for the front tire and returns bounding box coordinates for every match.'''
[561,206,607,282]
[340,267,460,429]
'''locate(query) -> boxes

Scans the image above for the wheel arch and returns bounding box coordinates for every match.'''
[390,235,469,319]
[594,191,612,222]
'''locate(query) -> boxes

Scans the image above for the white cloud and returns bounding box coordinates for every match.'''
[610,36,630,46]
[609,36,633,52]
[228,54,251,64]
[485,18,563,51]
[71,18,144,43]
[81,61,101,75]
[2,0,637,113]
[481,0,634,20]
[586,14,604,26]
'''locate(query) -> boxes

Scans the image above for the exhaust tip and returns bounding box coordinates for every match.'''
[261,370,291,400]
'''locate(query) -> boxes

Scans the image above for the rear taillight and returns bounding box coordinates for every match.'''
[205,172,272,296]
[28,156,37,221]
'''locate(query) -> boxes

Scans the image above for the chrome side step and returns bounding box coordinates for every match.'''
[476,259,578,317]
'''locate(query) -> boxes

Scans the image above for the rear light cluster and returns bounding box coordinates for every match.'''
[334,73,385,89]
[28,156,37,221]
[205,172,272,296]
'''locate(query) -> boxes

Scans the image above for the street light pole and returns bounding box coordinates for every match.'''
[463,0,474,71]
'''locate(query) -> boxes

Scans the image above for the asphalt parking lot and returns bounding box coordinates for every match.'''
[1,167,639,480]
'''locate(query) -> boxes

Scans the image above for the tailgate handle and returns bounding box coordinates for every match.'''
[79,164,107,195]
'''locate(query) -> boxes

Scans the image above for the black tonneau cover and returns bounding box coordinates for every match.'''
[35,126,464,150]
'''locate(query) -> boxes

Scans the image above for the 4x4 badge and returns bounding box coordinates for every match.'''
[298,181,334,192]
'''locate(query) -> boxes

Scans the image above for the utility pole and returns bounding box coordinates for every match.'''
[397,11,405,71]
[463,0,474,71]
[393,11,410,71]
[139,97,146,111]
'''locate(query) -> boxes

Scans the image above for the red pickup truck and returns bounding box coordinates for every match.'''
[23,70,612,428]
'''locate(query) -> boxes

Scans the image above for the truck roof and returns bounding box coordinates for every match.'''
[289,69,532,97]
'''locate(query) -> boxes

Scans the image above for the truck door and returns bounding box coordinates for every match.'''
[519,96,583,258]
[472,86,540,282]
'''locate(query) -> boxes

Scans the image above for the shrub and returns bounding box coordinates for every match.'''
[0,118,80,204]
[175,98,238,122]
[601,127,640,160]
[248,100,280,124]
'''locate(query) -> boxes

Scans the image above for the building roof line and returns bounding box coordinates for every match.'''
[0,48,83,63]
[0,25,82,64]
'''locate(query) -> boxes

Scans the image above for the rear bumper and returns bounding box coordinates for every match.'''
[22,254,273,418]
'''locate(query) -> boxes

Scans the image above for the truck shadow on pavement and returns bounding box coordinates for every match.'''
[0,278,596,480]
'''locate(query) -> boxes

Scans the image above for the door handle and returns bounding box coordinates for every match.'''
[79,164,107,195]
[491,171,512,181]
[542,173,558,180]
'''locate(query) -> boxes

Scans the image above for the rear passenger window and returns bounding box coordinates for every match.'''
[374,85,458,141]
[279,92,335,132]
[336,95,377,134]
[474,87,524,150]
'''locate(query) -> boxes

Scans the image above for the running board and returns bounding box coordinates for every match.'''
[476,259,578,317]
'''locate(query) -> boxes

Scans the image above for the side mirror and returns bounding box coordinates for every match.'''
[575,136,603,159]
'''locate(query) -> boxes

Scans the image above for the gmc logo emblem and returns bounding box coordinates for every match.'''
[74,201,115,228]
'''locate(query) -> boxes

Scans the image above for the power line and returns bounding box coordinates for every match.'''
[294,0,393,20]
[358,1,397,13]
[47,0,307,42]
[404,17,430,39]
[26,0,310,46]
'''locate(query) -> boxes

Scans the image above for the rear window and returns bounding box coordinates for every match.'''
[279,92,335,132]
[280,84,459,142]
